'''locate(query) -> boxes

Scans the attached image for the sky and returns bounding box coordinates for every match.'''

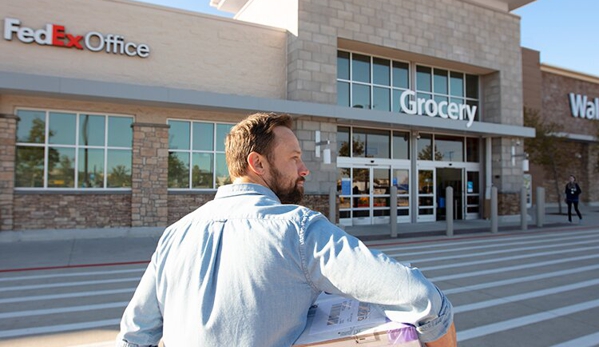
[133,0,599,78]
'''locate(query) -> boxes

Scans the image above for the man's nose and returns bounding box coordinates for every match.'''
[299,162,310,177]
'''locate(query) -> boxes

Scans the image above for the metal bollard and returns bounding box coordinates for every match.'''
[491,186,498,233]
[521,186,527,231]
[390,186,398,238]
[329,186,336,224]
[446,186,453,237]
[536,187,545,227]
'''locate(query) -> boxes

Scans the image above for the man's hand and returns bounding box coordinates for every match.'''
[425,322,456,347]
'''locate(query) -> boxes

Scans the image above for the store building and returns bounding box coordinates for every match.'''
[522,48,599,207]
[0,0,537,232]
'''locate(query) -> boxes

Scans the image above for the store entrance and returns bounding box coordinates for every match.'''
[436,168,463,221]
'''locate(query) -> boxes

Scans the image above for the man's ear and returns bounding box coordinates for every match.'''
[247,152,266,175]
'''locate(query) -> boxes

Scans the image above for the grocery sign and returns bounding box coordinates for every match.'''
[3,17,150,58]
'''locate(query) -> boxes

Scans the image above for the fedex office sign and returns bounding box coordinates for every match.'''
[4,18,150,58]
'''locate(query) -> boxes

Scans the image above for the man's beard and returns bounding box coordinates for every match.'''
[269,166,304,204]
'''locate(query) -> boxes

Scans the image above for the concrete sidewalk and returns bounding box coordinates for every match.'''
[0,206,597,272]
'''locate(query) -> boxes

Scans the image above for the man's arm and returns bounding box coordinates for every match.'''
[425,322,456,347]
[116,252,164,347]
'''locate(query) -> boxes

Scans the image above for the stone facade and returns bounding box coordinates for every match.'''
[13,193,131,230]
[131,123,169,227]
[0,114,17,231]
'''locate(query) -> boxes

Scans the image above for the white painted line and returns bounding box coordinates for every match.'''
[457,298,599,341]
[0,319,120,338]
[0,301,129,319]
[454,278,599,313]
[393,239,599,266]
[430,253,599,282]
[381,229,598,255]
[0,288,134,304]
[550,331,599,347]
[376,229,598,253]
[443,263,599,294]
[0,268,145,282]
[419,244,599,272]
[0,276,141,292]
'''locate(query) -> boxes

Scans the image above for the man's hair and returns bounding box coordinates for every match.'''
[225,112,293,179]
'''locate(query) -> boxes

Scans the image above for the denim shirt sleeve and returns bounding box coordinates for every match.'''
[300,213,453,343]
[116,250,163,347]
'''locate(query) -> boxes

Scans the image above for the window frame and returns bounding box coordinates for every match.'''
[167,119,234,191]
[14,108,134,190]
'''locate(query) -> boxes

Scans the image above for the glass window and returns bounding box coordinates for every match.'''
[337,126,350,157]
[193,123,214,151]
[392,131,409,160]
[79,115,105,147]
[373,58,390,86]
[16,110,45,144]
[393,61,409,89]
[108,116,133,147]
[15,109,133,189]
[15,146,44,187]
[337,51,350,80]
[393,169,410,195]
[353,128,390,159]
[352,84,370,109]
[168,151,189,188]
[417,133,433,160]
[466,137,480,162]
[49,112,76,145]
[466,99,479,122]
[450,72,464,97]
[78,148,105,188]
[435,135,464,162]
[373,87,390,111]
[352,54,371,83]
[107,149,131,188]
[216,124,233,152]
[466,74,479,99]
[337,81,350,107]
[433,69,448,95]
[48,147,75,187]
[168,120,233,190]
[192,153,213,189]
[169,121,190,150]
[416,66,432,92]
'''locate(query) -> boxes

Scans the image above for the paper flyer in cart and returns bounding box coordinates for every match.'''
[293,293,422,346]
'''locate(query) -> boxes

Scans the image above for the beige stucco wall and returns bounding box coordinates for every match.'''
[0,0,287,99]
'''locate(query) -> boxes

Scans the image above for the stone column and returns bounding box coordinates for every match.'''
[0,113,17,231]
[131,122,169,227]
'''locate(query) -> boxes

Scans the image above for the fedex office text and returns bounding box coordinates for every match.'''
[4,18,150,58]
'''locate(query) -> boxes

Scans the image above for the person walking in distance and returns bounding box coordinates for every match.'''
[565,175,582,223]
[116,112,456,347]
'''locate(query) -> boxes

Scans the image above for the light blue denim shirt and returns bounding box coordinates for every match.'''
[117,183,453,347]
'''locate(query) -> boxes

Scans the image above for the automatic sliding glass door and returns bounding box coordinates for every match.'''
[417,169,435,222]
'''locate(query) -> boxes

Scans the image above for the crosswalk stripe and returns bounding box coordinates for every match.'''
[550,331,599,347]
[457,299,599,341]
[429,253,599,282]
[390,239,599,264]
[419,246,599,272]
[0,301,129,319]
[380,231,597,255]
[0,319,120,338]
[0,276,141,292]
[443,263,599,294]
[0,288,134,304]
[454,278,599,313]
[0,268,145,282]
